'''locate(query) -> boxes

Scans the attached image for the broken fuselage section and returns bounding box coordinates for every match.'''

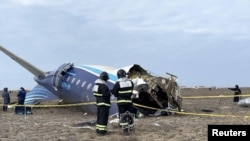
[124,65,182,116]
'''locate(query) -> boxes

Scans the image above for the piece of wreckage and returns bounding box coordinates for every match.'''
[123,65,182,117]
[237,97,250,107]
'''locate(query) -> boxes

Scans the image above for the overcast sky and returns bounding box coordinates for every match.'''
[0,0,250,89]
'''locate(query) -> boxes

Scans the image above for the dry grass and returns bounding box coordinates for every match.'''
[1,87,250,141]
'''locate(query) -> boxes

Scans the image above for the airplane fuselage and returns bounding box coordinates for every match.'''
[30,64,119,115]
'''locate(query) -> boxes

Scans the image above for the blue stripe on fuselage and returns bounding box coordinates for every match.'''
[76,65,117,83]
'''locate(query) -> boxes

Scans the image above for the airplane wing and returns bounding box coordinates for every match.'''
[0,45,46,78]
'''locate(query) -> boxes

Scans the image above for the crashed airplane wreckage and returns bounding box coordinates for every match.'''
[48,64,183,117]
[0,45,182,117]
[125,65,182,116]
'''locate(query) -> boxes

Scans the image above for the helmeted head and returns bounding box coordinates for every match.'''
[235,84,239,88]
[117,69,126,79]
[4,87,8,91]
[20,87,24,90]
[99,71,109,81]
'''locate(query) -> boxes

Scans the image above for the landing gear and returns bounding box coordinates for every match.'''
[119,111,135,135]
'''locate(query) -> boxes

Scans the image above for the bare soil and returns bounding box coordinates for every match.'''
[1,87,250,141]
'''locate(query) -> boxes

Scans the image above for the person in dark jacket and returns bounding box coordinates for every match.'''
[17,87,26,104]
[92,71,111,136]
[112,69,136,134]
[229,84,241,103]
[2,87,10,112]
[16,87,26,114]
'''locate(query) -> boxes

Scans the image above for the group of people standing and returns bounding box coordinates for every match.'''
[2,70,243,136]
[92,69,136,136]
[2,87,26,113]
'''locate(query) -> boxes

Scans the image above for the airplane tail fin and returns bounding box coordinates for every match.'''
[0,45,46,78]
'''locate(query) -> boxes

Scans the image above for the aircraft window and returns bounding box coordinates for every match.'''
[67,76,71,81]
[81,81,86,87]
[76,79,81,85]
[87,83,92,90]
[71,78,76,83]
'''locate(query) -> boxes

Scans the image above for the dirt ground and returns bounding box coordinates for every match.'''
[1,87,250,141]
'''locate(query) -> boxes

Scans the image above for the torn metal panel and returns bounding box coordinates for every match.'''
[126,64,182,115]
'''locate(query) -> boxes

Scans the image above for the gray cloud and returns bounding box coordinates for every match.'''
[0,0,250,89]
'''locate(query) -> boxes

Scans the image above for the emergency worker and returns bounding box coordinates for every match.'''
[229,84,241,103]
[2,87,10,112]
[16,87,26,114]
[92,71,111,136]
[112,69,136,134]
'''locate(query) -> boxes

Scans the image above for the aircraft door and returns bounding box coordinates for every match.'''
[53,63,73,91]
